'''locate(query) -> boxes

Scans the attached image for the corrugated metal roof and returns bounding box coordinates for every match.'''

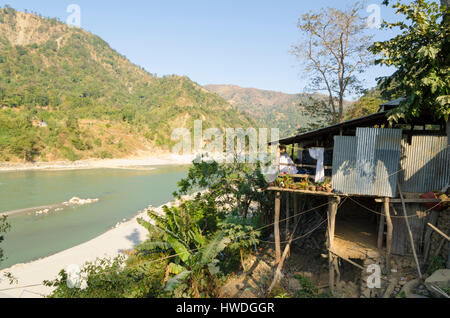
[380,97,406,107]
[271,111,390,145]
[269,98,443,146]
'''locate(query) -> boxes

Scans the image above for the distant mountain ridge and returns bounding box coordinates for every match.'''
[205,84,353,137]
[0,7,253,162]
[205,84,313,137]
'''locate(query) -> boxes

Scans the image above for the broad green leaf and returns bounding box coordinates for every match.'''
[165,270,191,292]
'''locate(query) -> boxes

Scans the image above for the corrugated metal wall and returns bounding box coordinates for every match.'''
[399,136,449,193]
[332,136,357,195]
[332,129,449,196]
[390,203,429,256]
[332,128,402,197]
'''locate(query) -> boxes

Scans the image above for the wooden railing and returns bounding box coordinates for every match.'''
[277,163,333,179]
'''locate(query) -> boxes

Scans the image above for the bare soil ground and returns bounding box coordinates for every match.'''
[220,241,362,298]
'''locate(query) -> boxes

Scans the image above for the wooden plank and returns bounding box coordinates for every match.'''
[266,187,383,198]
[267,187,339,197]
[278,173,316,179]
[375,198,446,203]
[274,192,281,264]
[385,198,393,274]
[279,163,333,170]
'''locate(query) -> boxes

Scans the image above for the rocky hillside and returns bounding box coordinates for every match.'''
[0,7,253,162]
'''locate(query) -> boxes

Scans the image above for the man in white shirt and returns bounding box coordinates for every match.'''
[279,145,297,175]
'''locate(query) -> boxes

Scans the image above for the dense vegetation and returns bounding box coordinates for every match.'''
[205,85,317,137]
[344,89,386,121]
[370,0,450,122]
[0,7,253,162]
[0,216,9,265]
[44,159,274,298]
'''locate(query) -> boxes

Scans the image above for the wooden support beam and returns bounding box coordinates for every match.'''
[327,196,340,294]
[377,205,385,250]
[375,198,446,204]
[274,191,281,264]
[268,205,304,294]
[398,184,423,280]
[384,198,393,274]
[427,223,450,241]
[285,193,290,241]
[293,194,299,231]
[279,163,334,170]
[329,249,389,282]
[266,187,340,197]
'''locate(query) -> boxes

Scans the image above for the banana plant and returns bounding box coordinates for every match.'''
[138,204,230,297]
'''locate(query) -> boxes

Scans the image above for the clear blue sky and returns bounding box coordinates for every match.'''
[3,0,404,98]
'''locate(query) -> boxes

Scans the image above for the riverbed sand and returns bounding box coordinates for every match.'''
[0,153,195,172]
[0,197,188,298]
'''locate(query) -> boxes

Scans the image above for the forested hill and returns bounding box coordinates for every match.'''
[204,84,318,137]
[205,85,355,138]
[0,7,253,162]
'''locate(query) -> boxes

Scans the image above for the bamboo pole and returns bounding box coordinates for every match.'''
[384,198,393,274]
[274,191,281,264]
[427,223,450,241]
[398,184,423,280]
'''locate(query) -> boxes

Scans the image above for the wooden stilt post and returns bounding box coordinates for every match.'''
[378,205,385,250]
[327,196,340,294]
[293,194,299,232]
[275,191,281,264]
[384,198,393,274]
[267,200,305,294]
[285,193,290,240]
[398,184,422,279]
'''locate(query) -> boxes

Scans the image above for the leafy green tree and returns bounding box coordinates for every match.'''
[370,0,450,122]
[44,256,167,298]
[10,131,40,161]
[175,159,273,219]
[344,89,385,120]
[45,159,268,298]
[218,214,261,271]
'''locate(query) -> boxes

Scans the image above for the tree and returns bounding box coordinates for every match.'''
[297,97,336,133]
[292,1,373,125]
[45,159,267,298]
[344,88,385,120]
[370,0,450,122]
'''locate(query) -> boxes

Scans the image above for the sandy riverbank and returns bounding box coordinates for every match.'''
[0,153,195,172]
[0,195,193,298]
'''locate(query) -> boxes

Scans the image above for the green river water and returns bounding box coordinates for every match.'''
[0,165,188,269]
